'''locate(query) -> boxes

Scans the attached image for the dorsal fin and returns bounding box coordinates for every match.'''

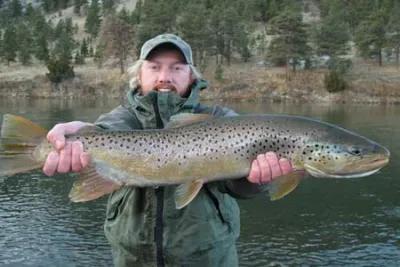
[166,113,212,128]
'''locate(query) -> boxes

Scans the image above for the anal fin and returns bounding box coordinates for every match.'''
[175,179,204,209]
[69,165,122,202]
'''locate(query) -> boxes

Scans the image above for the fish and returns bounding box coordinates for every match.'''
[0,113,390,208]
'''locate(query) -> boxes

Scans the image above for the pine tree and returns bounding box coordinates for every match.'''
[137,0,177,47]
[9,0,22,17]
[313,1,350,57]
[131,0,143,24]
[16,22,33,65]
[386,1,400,67]
[0,30,3,60]
[34,33,49,62]
[31,10,50,62]
[73,0,86,15]
[85,0,102,38]
[355,8,388,66]
[177,1,211,69]
[267,7,310,71]
[102,0,115,12]
[80,38,88,57]
[99,14,135,73]
[3,24,18,65]
[41,0,51,13]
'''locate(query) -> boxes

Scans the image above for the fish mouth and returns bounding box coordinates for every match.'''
[305,157,390,179]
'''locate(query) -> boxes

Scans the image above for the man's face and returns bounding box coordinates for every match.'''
[139,49,194,96]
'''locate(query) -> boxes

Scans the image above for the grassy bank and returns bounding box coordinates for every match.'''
[1,60,400,104]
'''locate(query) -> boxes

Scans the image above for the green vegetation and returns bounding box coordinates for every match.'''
[0,0,399,86]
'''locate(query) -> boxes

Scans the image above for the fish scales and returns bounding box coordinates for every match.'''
[64,115,319,185]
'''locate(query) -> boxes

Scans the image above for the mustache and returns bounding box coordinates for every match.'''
[154,83,176,91]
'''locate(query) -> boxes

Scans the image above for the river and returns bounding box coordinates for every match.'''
[0,98,399,266]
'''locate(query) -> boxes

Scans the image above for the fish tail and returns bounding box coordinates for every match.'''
[0,114,47,176]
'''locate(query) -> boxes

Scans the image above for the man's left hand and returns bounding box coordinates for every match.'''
[247,152,293,184]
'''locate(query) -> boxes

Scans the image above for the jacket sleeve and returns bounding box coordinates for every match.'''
[209,106,268,199]
[94,105,140,130]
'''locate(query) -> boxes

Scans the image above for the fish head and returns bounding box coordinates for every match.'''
[302,125,390,179]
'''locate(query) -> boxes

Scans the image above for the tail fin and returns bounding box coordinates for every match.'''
[0,114,47,176]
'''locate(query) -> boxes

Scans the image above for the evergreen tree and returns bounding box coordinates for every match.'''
[102,0,115,12]
[99,15,135,73]
[34,33,49,62]
[9,0,22,17]
[73,0,86,15]
[355,8,388,66]
[118,7,130,23]
[85,0,102,38]
[16,22,33,65]
[3,24,18,65]
[80,38,88,57]
[24,3,35,18]
[53,26,75,63]
[41,0,51,13]
[386,1,400,67]
[267,7,310,71]
[0,30,3,60]
[31,10,50,62]
[313,1,350,57]
[177,1,211,69]
[131,0,143,24]
[137,0,177,47]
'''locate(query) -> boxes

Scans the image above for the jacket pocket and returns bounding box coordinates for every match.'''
[105,187,131,221]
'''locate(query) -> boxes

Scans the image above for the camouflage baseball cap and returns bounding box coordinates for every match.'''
[139,33,193,65]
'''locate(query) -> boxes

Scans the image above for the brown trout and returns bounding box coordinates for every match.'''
[0,113,390,208]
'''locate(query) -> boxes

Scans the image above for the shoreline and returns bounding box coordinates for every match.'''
[1,63,400,105]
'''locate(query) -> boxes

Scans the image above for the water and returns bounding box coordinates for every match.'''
[0,98,399,266]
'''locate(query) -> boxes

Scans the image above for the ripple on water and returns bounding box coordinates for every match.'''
[0,171,112,266]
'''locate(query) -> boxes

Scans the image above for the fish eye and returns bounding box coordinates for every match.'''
[348,146,362,156]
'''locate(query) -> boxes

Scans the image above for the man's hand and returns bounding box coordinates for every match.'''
[247,152,293,184]
[43,121,92,176]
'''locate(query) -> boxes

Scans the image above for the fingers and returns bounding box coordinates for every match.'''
[247,152,293,184]
[264,152,281,181]
[256,153,272,184]
[279,158,293,175]
[247,160,261,184]
[71,141,84,172]
[43,151,60,176]
[58,142,72,173]
[47,125,66,151]
[47,121,90,151]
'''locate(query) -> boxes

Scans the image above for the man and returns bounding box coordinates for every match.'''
[43,34,293,266]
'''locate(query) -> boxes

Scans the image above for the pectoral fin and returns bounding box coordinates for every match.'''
[175,179,204,209]
[69,165,122,202]
[268,170,305,201]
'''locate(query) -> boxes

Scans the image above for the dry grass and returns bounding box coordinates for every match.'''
[0,58,399,103]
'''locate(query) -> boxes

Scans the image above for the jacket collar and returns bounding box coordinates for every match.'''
[126,79,208,128]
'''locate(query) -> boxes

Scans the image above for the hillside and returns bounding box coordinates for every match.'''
[0,0,399,104]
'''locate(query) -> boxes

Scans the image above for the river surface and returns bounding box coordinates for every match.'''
[0,98,399,267]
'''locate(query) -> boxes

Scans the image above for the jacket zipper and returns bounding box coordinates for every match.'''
[154,95,165,267]
[155,187,165,267]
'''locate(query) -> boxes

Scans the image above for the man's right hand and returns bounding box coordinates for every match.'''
[43,121,92,176]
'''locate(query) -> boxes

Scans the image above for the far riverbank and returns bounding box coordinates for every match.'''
[1,61,399,104]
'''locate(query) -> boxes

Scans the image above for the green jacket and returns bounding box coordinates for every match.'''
[95,80,263,267]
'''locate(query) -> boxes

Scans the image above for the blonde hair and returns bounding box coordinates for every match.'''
[127,59,203,89]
